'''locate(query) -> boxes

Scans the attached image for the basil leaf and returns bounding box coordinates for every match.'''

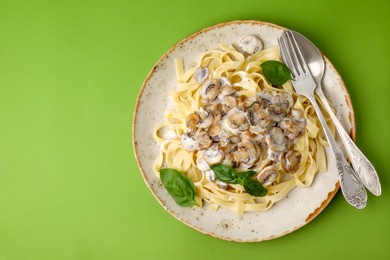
[210,164,239,184]
[160,168,197,207]
[238,171,257,184]
[242,179,268,197]
[260,60,291,86]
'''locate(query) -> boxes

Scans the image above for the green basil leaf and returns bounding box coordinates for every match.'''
[210,164,239,184]
[160,168,198,207]
[243,179,268,197]
[260,60,291,86]
[238,171,257,185]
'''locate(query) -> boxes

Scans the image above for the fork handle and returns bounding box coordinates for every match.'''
[316,88,381,196]
[307,94,367,209]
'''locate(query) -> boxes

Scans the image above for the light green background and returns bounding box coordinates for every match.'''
[0,0,389,259]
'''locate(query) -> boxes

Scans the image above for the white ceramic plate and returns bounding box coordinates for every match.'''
[133,20,355,242]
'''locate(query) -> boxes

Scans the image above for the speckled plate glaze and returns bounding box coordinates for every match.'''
[133,20,356,242]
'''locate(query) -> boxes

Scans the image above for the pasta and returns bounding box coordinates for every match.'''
[153,41,335,214]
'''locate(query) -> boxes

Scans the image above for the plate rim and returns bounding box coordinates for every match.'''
[132,20,356,242]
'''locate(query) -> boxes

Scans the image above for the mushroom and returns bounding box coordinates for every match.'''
[200,79,221,103]
[195,131,213,150]
[208,123,222,141]
[205,103,223,123]
[227,108,249,131]
[266,127,286,152]
[219,76,232,87]
[279,109,306,139]
[222,95,237,108]
[257,166,278,186]
[194,66,209,83]
[247,105,272,135]
[186,112,200,132]
[197,109,214,129]
[205,169,216,182]
[203,144,225,164]
[196,156,210,171]
[219,135,240,154]
[292,109,303,120]
[268,105,286,123]
[280,151,301,173]
[241,131,255,142]
[238,35,263,54]
[256,91,273,108]
[246,101,268,125]
[216,179,228,189]
[272,92,294,112]
[181,133,196,151]
[218,85,236,100]
[236,95,248,109]
[265,127,286,161]
[232,141,258,169]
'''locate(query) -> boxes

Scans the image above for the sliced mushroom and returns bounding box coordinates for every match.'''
[227,108,249,131]
[265,127,286,161]
[200,79,221,103]
[212,104,224,123]
[205,169,216,182]
[247,102,268,125]
[279,110,306,139]
[267,149,281,162]
[272,92,294,112]
[194,66,209,83]
[186,112,200,132]
[219,76,232,87]
[203,144,225,164]
[266,127,286,152]
[268,105,286,123]
[292,109,303,120]
[181,133,196,151]
[241,131,255,142]
[257,166,277,186]
[236,95,248,109]
[208,123,222,141]
[285,138,296,150]
[219,135,240,154]
[222,95,237,108]
[232,141,258,168]
[218,85,236,100]
[256,91,273,108]
[248,108,272,135]
[196,156,210,171]
[195,131,213,150]
[292,115,306,130]
[238,35,263,54]
[252,134,266,146]
[216,179,228,189]
[279,117,293,130]
[280,121,303,140]
[197,109,214,129]
[205,103,223,123]
[280,151,301,173]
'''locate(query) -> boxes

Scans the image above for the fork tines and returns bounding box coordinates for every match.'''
[278,30,310,79]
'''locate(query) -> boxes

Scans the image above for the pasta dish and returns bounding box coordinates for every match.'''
[153,35,334,214]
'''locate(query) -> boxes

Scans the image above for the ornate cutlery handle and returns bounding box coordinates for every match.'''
[316,88,381,196]
[307,94,367,209]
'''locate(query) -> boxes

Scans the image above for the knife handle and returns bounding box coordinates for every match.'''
[307,94,367,209]
[316,87,381,196]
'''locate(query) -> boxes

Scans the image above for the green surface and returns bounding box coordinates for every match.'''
[0,0,389,259]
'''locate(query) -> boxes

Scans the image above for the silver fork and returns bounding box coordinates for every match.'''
[278,31,367,209]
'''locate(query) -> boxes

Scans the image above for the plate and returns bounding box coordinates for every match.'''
[132,20,355,242]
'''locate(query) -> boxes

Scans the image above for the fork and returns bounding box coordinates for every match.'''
[278,31,367,209]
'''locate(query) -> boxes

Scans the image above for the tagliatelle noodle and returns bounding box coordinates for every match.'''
[153,43,335,214]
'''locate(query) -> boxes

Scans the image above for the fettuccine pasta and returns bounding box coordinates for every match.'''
[153,41,334,214]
